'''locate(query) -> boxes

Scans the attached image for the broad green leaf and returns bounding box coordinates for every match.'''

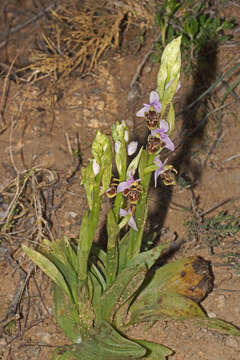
[91,243,107,277]
[128,242,169,269]
[134,339,173,360]
[53,285,82,343]
[53,321,146,360]
[96,262,147,322]
[22,245,71,298]
[118,232,130,272]
[52,347,74,360]
[40,238,79,304]
[90,262,106,291]
[46,252,79,304]
[129,292,206,325]
[195,318,240,336]
[88,271,104,309]
[140,256,213,303]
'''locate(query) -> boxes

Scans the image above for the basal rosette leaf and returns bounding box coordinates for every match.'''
[53,285,83,344]
[140,256,213,303]
[95,262,147,323]
[195,318,240,336]
[134,339,173,360]
[52,321,146,360]
[113,243,170,328]
[22,244,71,298]
[129,291,206,325]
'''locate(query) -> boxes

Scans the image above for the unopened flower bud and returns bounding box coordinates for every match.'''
[127,141,138,156]
[115,140,121,154]
[124,130,129,143]
[92,159,100,176]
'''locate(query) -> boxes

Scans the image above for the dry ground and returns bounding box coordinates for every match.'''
[0,1,240,359]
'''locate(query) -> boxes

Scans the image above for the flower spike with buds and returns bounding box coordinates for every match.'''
[153,156,177,187]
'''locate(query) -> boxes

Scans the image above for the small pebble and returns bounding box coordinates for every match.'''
[127,88,139,101]
[207,311,217,318]
[217,294,226,308]
[69,211,78,219]
[88,119,100,128]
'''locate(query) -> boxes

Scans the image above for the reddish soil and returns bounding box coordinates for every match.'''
[0,1,240,359]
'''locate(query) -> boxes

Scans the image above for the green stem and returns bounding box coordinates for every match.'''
[78,185,102,282]
[127,152,155,261]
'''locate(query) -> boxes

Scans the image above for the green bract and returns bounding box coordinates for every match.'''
[157,35,181,116]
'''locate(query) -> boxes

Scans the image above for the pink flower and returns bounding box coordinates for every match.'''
[119,208,138,231]
[117,170,140,193]
[153,157,168,188]
[151,120,174,151]
[136,91,161,117]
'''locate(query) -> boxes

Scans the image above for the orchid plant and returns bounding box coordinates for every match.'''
[22,37,240,360]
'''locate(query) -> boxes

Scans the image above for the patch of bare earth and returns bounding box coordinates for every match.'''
[0,1,240,359]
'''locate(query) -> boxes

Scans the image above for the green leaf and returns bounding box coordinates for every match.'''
[53,285,82,343]
[92,131,112,195]
[118,232,130,272]
[157,36,181,115]
[40,238,79,304]
[106,210,119,287]
[91,243,107,276]
[166,102,175,133]
[134,339,173,360]
[128,242,169,269]
[112,121,128,180]
[195,318,240,336]
[96,262,147,322]
[127,153,155,260]
[22,245,71,298]
[52,347,74,360]
[53,321,146,360]
[129,292,206,325]
[138,256,212,303]
[78,212,91,282]
[81,161,96,210]
[88,271,104,309]
[126,146,143,178]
